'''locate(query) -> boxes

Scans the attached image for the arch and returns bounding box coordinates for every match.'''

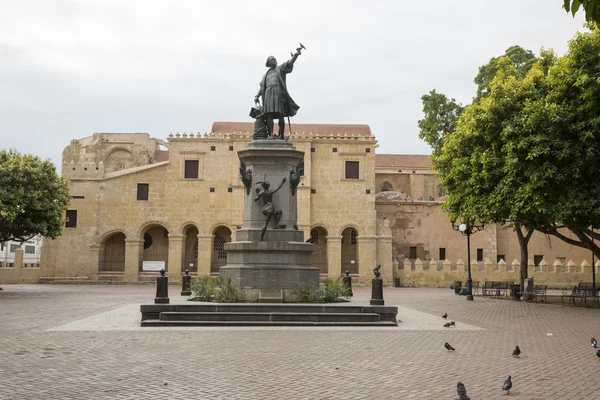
[310,226,328,274]
[137,221,173,239]
[179,221,200,235]
[182,225,199,273]
[339,224,360,237]
[99,231,126,272]
[310,224,329,237]
[140,223,170,272]
[379,181,393,193]
[97,228,128,245]
[209,222,233,236]
[211,225,232,274]
[341,227,359,274]
[103,147,136,173]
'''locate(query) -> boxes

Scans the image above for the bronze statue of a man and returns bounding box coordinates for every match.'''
[254,50,302,139]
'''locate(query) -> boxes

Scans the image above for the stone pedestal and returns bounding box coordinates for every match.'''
[219,140,319,300]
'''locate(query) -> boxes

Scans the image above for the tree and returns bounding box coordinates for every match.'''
[0,150,70,243]
[434,51,556,292]
[417,90,464,155]
[563,1,600,25]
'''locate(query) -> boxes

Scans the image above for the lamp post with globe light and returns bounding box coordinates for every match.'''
[452,220,485,301]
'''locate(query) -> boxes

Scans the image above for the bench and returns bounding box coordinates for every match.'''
[562,283,599,307]
[531,284,547,303]
[457,281,480,296]
[482,281,513,298]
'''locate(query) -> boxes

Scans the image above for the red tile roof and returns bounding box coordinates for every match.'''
[375,154,432,169]
[211,122,372,137]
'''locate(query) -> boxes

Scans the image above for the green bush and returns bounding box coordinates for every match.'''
[291,281,320,302]
[190,276,215,301]
[320,278,351,302]
[215,276,242,303]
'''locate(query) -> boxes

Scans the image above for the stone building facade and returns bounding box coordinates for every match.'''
[1,122,594,286]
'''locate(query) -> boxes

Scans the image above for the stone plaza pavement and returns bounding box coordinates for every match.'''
[1,285,600,399]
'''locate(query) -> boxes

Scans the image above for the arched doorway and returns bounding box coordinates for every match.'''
[379,181,393,193]
[141,224,169,272]
[99,232,125,272]
[341,227,359,275]
[183,225,199,273]
[310,227,328,274]
[211,226,232,274]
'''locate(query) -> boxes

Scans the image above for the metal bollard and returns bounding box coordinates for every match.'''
[181,269,192,296]
[154,268,169,304]
[342,270,353,296]
[370,265,384,306]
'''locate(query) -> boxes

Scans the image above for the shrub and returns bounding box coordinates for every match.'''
[320,278,351,302]
[290,281,320,302]
[190,276,215,301]
[215,276,242,303]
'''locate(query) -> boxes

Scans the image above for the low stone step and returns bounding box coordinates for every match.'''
[141,319,398,327]
[159,311,381,323]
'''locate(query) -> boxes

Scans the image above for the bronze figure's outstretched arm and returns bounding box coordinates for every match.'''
[272,177,287,194]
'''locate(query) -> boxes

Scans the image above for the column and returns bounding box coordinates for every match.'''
[376,235,393,285]
[88,244,101,281]
[14,247,23,270]
[168,234,184,283]
[197,235,212,277]
[124,239,143,282]
[327,236,342,279]
[358,236,377,283]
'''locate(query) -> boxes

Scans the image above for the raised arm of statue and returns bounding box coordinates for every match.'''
[272,177,287,194]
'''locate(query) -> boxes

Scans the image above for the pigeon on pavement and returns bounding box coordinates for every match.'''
[596,349,600,358]
[457,382,470,400]
[512,346,521,357]
[450,321,456,326]
[503,376,512,394]
[442,312,448,319]
[444,342,455,351]
[444,322,451,328]
[592,337,598,348]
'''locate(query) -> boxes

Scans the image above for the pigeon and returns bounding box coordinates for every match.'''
[442,312,448,319]
[503,376,512,394]
[450,321,456,326]
[456,382,470,400]
[444,322,451,328]
[444,342,455,351]
[512,346,521,357]
[592,337,598,348]
[596,349,600,358]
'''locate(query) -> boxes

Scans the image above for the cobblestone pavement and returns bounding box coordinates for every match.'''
[1,284,600,399]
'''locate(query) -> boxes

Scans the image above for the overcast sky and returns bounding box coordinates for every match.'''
[0,1,585,168]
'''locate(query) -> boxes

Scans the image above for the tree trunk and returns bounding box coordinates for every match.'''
[514,222,534,299]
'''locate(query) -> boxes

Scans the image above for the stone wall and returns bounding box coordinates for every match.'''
[397,257,600,289]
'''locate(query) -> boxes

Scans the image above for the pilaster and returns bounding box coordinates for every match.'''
[327,236,342,279]
[168,234,185,282]
[124,239,143,282]
[197,235,212,276]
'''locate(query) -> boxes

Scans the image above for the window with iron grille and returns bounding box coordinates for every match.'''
[409,246,417,260]
[184,160,199,179]
[25,245,35,254]
[65,210,77,227]
[345,161,359,179]
[137,184,149,201]
[476,248,484,262]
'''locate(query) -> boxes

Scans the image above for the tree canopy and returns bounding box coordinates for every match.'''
[0,150,70,243]
[417,90,464,155]
[563,1,600,25]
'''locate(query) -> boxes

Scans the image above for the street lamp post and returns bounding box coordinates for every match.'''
[592,227,596,293]
[452,220,485,301]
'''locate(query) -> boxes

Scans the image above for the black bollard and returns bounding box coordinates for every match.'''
[342,270,353,297]
[370,265,384,306]
[155,268,169,304]
[181,269,192,296]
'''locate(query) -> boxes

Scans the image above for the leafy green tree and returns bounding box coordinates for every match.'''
[563,0,600,25]
[474,45,537,98]
[0,149,70,243]
[417,90,464,154]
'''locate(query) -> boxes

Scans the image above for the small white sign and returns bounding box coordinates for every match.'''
[350,260,355,264]
[143,261,165,271]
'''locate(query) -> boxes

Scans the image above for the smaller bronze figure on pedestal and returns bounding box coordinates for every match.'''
[239,166,253,195]
[254,176,287,241]
[289,166,302,196]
